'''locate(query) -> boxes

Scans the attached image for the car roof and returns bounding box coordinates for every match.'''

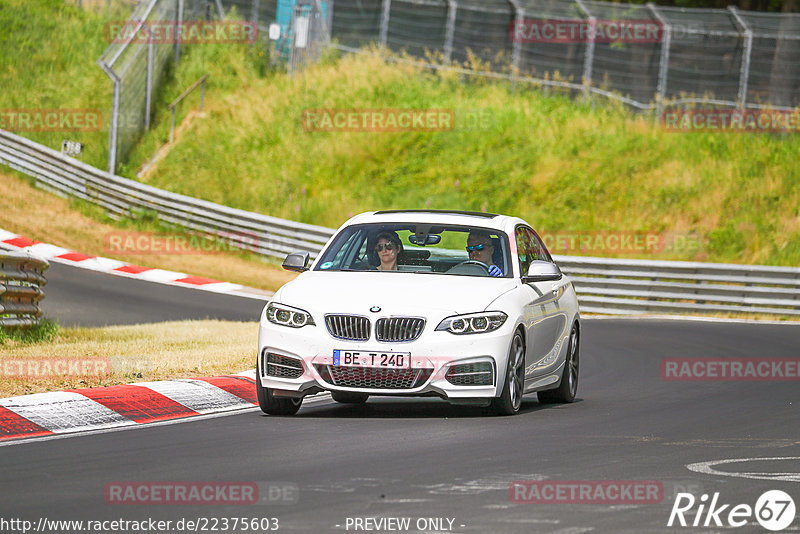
[342,210,526,233]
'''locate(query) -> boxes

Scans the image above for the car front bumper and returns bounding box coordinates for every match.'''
[257,321,515,401]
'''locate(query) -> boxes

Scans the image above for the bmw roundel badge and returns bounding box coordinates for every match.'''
[370,306,381,313]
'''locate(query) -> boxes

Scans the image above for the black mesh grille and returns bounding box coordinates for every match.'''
[375,317,425,342]
[315,364,433,389]
[265,353,303,379]
[445,361,494,386]
[325,315,370,341]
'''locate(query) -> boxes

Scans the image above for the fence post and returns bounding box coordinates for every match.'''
[728,6,752,110]
[574,0,595,101]
[444,0,457,64]
[215,0,224,19]
[145,38,154,129]
[174,0,184,63]
[379,0,391,47]
[97,60,120,174]
[648,3,671,119]
[288,3,304,75]
[507,0,523,78]
[251,0,260,26]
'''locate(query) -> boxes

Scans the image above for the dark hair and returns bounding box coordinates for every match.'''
[467,230,494,245]
[367,231,405,267]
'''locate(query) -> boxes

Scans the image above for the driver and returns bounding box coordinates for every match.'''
[371,231,404,271]
[466,231,503,277]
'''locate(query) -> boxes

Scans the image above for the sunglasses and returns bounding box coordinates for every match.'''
[375,243,396,252]
[466,243,489,252]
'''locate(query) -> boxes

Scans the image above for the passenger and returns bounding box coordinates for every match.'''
[373,231,404,271]
[466,231,503,277]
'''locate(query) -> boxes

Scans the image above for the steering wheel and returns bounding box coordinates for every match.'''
[449,260,491,275]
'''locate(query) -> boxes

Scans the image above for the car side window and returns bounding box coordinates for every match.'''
[530,230,553,263]
[516,226,549,276]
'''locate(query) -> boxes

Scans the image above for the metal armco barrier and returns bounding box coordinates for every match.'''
[0,129,335,260]
[0,251,49,328]
[555,255,800,317]
[1,128,799,318]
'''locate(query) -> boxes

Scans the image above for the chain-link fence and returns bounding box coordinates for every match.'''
[327,0,800,113]
[211,0,799,112]
[97,0,207,173]
[97,0,799,172]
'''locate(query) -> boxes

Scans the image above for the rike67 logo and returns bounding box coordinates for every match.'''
[668,490,796,531]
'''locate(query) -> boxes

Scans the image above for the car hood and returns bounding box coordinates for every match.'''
[274,271,517,316]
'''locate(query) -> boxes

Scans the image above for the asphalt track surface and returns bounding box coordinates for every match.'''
[41,262,266,326]
[3,265,800,533]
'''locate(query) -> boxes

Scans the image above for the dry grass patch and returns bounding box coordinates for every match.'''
[1,171,297,291]
[0,320,257,398]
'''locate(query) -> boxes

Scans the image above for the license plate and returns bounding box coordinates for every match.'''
[333,350,411,369]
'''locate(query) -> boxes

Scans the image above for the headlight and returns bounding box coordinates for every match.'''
[266,302,315,328]
[435,312,507,335]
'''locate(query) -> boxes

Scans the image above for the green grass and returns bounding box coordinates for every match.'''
[0,319,60,345]
[0,0,137,170]
[123,46,800,266]
[2,1,799,266]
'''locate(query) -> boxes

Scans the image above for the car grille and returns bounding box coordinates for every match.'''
[375,317,425,342]
[315,364,433,389]
[445,361,495,386]
[325,314,370,341]
[264,352,303,379]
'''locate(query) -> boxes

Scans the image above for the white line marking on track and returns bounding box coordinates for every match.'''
[0,229,17,241]
[0,391,135,433]
[687,457,800,482]
[0,392,336,448]
[25,243,70,257]
[79,257,127,271]
[133,379,251,413]
[0,406,261,448]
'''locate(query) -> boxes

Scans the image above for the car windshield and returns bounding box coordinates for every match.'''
[314,223,511,277]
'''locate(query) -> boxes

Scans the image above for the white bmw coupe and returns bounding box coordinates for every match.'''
[256,210,581,416]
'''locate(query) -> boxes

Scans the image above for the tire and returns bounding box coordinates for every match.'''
[256,365,303,415]
[330,391,369,404]
[491,330,525,416]
[538,323,579,404]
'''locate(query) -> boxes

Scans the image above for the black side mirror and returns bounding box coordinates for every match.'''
[282,252,310,272]
[522,260,562,283]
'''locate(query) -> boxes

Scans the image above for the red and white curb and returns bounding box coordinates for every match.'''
[0,229,272,301]
[0,371,260,442]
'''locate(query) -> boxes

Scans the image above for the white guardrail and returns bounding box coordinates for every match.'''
[2,129,799,318]
[0,251,48,328]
